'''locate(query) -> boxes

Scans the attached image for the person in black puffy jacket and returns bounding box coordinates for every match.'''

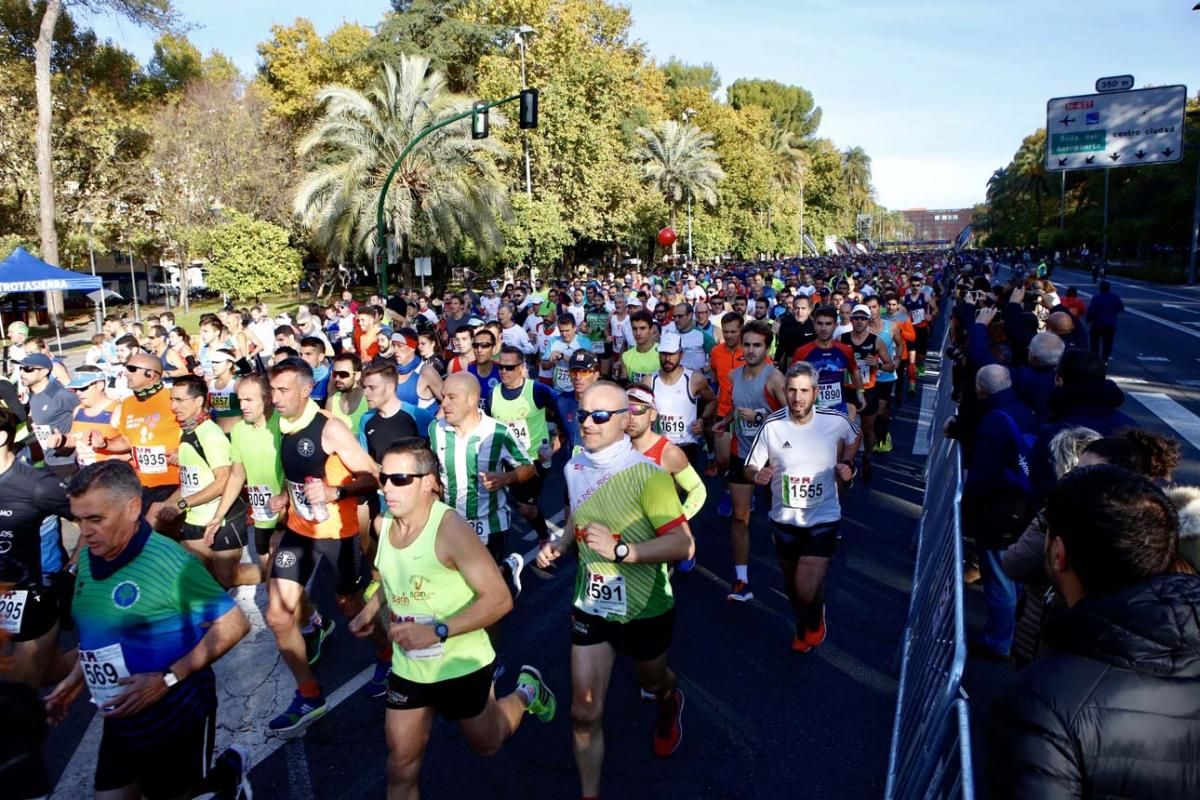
[988,464,1200,799]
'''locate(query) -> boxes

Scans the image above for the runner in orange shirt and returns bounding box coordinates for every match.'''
[86,351,182,528]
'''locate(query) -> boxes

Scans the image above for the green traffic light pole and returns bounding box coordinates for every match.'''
[374,93,524,295]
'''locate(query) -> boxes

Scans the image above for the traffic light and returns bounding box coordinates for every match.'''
[519,88,539,129]
[472,101,489,140]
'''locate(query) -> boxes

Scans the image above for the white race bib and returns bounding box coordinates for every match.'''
[817,381,842,408]
[581,571,627,618]
[467,517,490,544]
[248,484,276,522]
[73,431,98,466]
[287,480,317,521]
[133,445,168,474]
[33,424,54,449]
[80,643,131,707]
[613,335,626,354]
[390,613,445,660]
[507,419,531,452]
[658,415,688,437]
[910,308,927,325]
[179,465,203,497]
[782,471,829,509]
[858,360,873,384]
[591,338,605,355]
[0,589,28,634]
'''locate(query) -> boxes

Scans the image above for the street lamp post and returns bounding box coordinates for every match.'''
[515,25,537,199]
[82,214,103,330]
[126,232,140,322]
[682,108,696,264]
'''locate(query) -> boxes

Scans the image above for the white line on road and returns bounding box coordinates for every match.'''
[1162,303,1200,312]
[1056,269,1200,301]
[1137,355,1170,362]
[1129,392,1200,452]
[1074,287,1200,341]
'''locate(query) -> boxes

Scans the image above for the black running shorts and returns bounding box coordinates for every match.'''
[94,710,215,799]
[571,607,675,662]
[771,520,839,561]
[723,454,752,486]
[271,528,363,596]
[385,664,494,721]
[180,512,248,553]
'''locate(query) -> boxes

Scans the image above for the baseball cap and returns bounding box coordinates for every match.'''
[7,321,28,336]
[567,350,598,371]
[68,366,106,389]
[379,325,394,338]
[851,304,872,319]
[538,301,556,316]
[627,385,655,407]
[626,297,643,307]
[17,353,53,370]
[658,332,682,354]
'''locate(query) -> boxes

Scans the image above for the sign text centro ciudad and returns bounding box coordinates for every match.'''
[1044,84,1187,172]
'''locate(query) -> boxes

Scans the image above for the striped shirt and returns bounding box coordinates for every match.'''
[428,414,531,541]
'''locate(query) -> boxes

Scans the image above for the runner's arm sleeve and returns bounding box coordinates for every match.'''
[674,464,706,520]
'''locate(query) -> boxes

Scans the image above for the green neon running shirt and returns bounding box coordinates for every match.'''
[230,413,284,529]
[177,420,232,525]
[565,443,686,623]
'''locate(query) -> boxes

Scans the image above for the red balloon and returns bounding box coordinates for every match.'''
[657,227,677,247]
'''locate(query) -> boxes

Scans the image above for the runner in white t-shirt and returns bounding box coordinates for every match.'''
[744,361,858,654]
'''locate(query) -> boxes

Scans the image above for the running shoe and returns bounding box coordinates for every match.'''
[877,433,893,454]
[806,605,827,648]
[791,634,813,653]
[304,616,336,666]
[516,665,557,722]
[639,687,658,702]
[677,556,696,573]
[503,552,525,599]
[717,491,732,517]
[907,383,917,395]
[917,364,926,378]
[268,692,327,733]
[357,659,390,699]
[727,580,754,602]
[209,744,253,799]
[653,687,685,757]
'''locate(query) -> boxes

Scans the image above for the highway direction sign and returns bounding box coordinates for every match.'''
[1044,85,1187,172]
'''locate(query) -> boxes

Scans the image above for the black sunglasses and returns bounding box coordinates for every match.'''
[19,365,45,373]
[379,472,430,487]
[125,363,161,375]
[497,363,522,371]
[333,370,354,379]
[577,408,629,424]
[473,341,495,349]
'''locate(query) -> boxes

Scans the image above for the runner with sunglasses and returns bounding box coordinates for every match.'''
[206,349,242,434]
[489,345,563,545]
[86,351,183,527]
[467,329,502,412]
[350,438,556,800]
[536,382,693,797]
[327,352,368,434]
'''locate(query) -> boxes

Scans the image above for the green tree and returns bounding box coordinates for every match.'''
[727,78,821,139]
[1013,130,1049,244]
[142,31,200,96]
[206,211,303,300]
[661,58,719,97]
[494,192,573,272]
[841,145,873,215]
[632,119,725,253]
[371,0,505,93]
[294,55,510,276]
[255,18,374,129]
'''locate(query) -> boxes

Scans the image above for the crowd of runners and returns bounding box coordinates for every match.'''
[3,245,1195,800]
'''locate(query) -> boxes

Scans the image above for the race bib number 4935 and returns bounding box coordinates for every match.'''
[133,445,168,474]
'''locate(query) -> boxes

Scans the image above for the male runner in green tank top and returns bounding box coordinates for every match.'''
[537,381,694,798]
[350,437,555,800]
[326,352,368,433]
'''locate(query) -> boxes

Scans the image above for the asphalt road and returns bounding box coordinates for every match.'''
[962,265,1200,796]
[42,378,934,799]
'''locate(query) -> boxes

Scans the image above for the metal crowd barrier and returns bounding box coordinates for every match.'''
[885,350,974,800]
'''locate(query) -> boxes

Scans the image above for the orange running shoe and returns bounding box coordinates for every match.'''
[805,606,827,648]
[653,688,685,757]
[791,634,812,653]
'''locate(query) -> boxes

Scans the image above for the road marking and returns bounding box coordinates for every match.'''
[1129,392,1200,452]
[1162,303,1200,312]
[1073,287,1200,341]
[1055,269,1200,300]
[1137,355,1170,362]
[1178,380,1200,388]
[912,382,937,456]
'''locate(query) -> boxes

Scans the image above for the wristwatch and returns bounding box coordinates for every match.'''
[753,410,765,426]
[333,486,346,502]
[614,542,630,563]
[176,498,189,511]
[433,622,450,643]
[162,670,180,689]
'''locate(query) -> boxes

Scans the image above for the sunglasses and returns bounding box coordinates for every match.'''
[125,363,161,375]
[473,342,495,349]
[333,370,355,379]
[19,365,45,373]
[577,408,629,424]
[628,404,651,416]
[497,363,522,371]
[379,472,430,487]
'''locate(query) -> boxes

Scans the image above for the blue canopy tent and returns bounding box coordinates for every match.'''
[0,247,102,355]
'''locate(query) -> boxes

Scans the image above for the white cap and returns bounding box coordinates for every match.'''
[851,303,872,318]
[658,332,682,353]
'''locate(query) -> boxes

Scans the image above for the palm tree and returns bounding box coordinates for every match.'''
[294,55,510,269]
[1013,131,1050,243]
[986,167,1010,203]
[841,146,873,214]
[632,120,725,252]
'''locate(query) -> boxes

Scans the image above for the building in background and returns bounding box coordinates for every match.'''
[900,208,976,242]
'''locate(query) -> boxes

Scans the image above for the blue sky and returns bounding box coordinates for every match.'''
[83,0,1200,211]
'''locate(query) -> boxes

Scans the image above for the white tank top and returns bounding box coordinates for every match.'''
[652,368,698,446]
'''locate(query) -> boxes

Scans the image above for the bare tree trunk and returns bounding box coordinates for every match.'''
[34,0,64,321]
